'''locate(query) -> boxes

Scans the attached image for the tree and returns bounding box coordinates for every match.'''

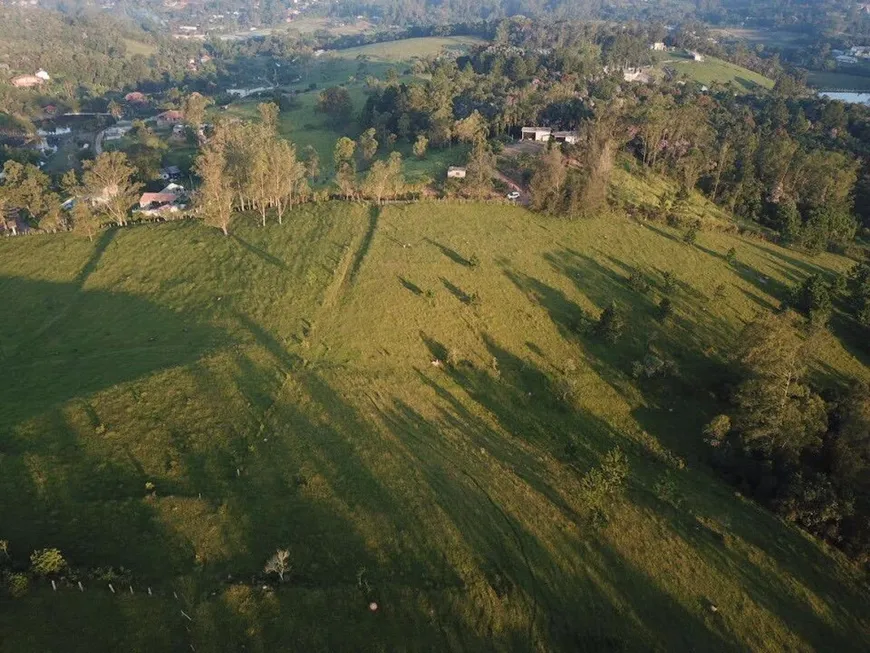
[183,92,210,130]
[0,161,55,225]
[362,152,404,204]
[264,549,291,582]
[357,128,378,163]
[412,134,429,159]
[194,139,234,236]
[453,110,488,144]
[29,548,65,576]
[302,145,320,181]
[732,313,827,460]
[107,100,123,119]
[318,87,353,127]
[258,102,280,132]
[82,152,141,227]
[789,274,832,326]
[268,138,307,225]
[71,200,101,241]
[334,137,357,200]
[464,139,495,199]
[847,262,870,329]
[529,147,567,214]
[595,302,624,343]
[683,221,700,245]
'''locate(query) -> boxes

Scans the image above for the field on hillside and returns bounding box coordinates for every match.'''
[1,196,868,651]
[122,37,156,58]
[333,35,486,61]
[656,52,774,92]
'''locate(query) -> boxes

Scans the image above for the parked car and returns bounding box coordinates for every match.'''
[507,191,521,200]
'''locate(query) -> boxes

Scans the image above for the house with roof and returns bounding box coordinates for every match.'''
[521,127,579,144]
[159,166,182,181]
[125,92,147,104]
[11,74,43,89]
[447,166,466,179]
[650,42,667,51]
[156,110,184,127]
[521,127,553,142]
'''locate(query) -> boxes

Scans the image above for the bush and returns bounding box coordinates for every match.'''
[627,268,651,294]
[703,415,731,448]
[683,221,701,245]
[4,572,29,598]
[789,274,832,325]
[657,297,673,321]
[725,247,737,265]
[30,548,66,576]
[661,271,677,294]
[580,448,630,515]
[595,302,624,344]
[631,352,678,379]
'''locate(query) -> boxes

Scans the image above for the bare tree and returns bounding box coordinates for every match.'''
[264,549,291,582]
[194,139,234,236]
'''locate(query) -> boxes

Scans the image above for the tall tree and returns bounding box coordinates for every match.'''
[183,92,210,130]
[357,128,378,163]
[81,152,141,227]
[194,140,234,236]
[465,139,495,200]
[318,87,353,128]
[334,137,357,200]
[258,102,280,133]
[529,147,568,214]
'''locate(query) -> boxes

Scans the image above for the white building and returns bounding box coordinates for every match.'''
[521,127,553,142]
[447,166,467,179]
[35,69,51,81]
[650,42,666,51]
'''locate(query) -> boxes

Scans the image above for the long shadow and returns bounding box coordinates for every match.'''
[440,276,474,305]
[398,275,423,296]
[347,204,379,283]
[231,234,289,270]
[425,237,473,267]
[74,227,117,286]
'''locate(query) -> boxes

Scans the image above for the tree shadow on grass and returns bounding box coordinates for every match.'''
[231,234,289,271]
[425,237,474,267]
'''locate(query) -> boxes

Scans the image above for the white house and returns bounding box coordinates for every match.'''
[553,131,579,145]
[521,127,553,142]
[447,166,467,179]
[650,42,666,51]
[35,69,51,81]
[689,51,705,62]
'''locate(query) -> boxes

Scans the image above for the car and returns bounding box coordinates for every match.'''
[507,191,521,200]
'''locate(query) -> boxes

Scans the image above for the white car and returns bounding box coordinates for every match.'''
[507,191,521,200]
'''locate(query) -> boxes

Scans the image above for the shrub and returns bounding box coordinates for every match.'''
[657,297,673,321]
[703,415,731,448]
[580,448,630,515]
[683,221,701,245]
[30,548,66,576]
[725,247,737,265]
[631,352,678,379]
[654,471,684,508]
[4,572,29,598]
[627,268,651,294]
[595,302,624,344]
[661,271,677,294]
[789,274,832,325]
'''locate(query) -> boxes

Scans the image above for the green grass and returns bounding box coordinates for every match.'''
[332,36,487,62]
[0,185,868,650]
[657,53,774,92]
[122,38,157,58]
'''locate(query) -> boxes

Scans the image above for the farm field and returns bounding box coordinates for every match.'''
[0,189,869,650]
[657,52,774,92]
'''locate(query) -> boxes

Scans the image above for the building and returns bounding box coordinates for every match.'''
[836,55,859,65]
[11,74,43,88]
[156,110,184,127]
[139,192,178,210]
[35,69,51,81]
[103,124,133,141]
[689,51,705,62]
[447,166,467,179]
[521,127,553,142]
[125,92,147,104]
[650,42,667,51]
[553,131,579,145]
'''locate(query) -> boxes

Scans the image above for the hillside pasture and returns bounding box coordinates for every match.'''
[0,193,868,651]
[657,52,774,92]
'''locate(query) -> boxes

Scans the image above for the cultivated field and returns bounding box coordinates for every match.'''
[1,189,868,650]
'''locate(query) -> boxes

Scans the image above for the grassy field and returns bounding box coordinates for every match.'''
[0,184,869,650]
[333,36,487,62]
[657,52,774,92]
[122,37,157,58]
